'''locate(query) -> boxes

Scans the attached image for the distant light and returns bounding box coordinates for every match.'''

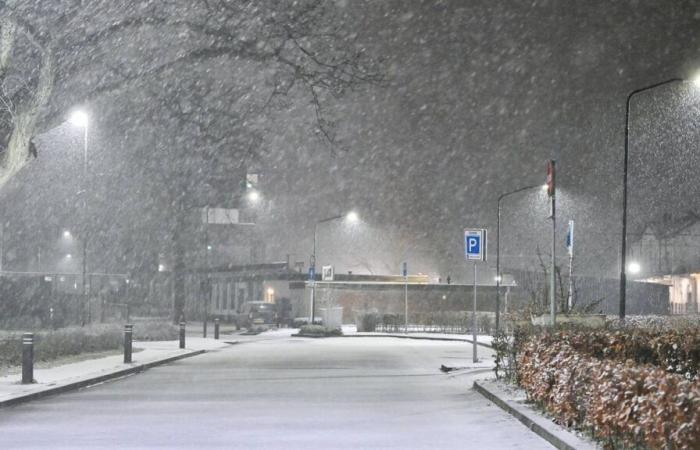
[125,279,130,284]
[442,295,447,300]
[267,288,275,295]
[66,253,72,259]
[346,211,359,223]
[207,245,212,251]
[541,184,549,191]
[158,264,166,272]
[628,261,641,275]
[63,230,71,238]
[494,275,502,282]
[247,190,260,202]
[59,276,65,282]
[692,72,700,88]
[69,110,88,127]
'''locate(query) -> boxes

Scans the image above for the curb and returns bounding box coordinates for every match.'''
[473,381,596,450]
[0,349,206,409]
[343,333,493,348]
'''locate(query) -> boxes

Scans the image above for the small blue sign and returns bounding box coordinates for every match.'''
[402,261,407,277]
[464,229,487,261]
[308,267,315,281]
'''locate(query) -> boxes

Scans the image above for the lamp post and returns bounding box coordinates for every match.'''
[70,110,89,324]
[619,77,698,320]
[310,211,358,323]
[496,184,546,330]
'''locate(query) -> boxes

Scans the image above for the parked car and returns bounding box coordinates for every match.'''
[236,301,277,329]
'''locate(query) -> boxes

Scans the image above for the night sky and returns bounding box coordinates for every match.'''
[1,0,699,282]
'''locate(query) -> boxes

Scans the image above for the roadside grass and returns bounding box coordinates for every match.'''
[0,348,144,377]
[295,325,343,337]
[0,320,177,370]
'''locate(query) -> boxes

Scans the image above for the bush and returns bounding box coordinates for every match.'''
[0,324,123,368]
[297,325,342,337]
[357,313,379,332]
[132,321,179,341]
[518,336,700,449]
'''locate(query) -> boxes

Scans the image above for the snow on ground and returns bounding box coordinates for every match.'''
[0,338,229,403]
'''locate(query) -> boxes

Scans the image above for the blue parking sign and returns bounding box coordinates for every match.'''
[464,229,487,261]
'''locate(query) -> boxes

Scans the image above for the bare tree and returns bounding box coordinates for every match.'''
[0,0,384,188]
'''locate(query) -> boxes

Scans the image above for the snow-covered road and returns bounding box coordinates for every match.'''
[0,334,553,449]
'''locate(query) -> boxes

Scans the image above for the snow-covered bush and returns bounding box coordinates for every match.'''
[0,325,123,368]
[297,325,342,337]
[518,335,700,449]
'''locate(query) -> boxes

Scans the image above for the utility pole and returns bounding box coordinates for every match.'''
[403,261,408,334]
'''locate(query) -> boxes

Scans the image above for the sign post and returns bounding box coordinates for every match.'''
[566,220,574,311]
[465,228,487,363]
[402,262,408,334]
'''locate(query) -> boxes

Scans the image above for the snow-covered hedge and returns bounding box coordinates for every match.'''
[0,324,123,368]
[518,334,700,449]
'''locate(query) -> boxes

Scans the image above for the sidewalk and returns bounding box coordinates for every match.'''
[0,337,231,408]
[340,325,493,347]
[473,380,598,450]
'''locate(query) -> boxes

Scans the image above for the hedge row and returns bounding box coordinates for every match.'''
[0,321,179,368]
[540,328,700,381]
[518,335,700,449]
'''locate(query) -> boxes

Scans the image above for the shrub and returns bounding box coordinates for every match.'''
[518,333,700,449]
[357,313,378,332]
[0,325,123,368]
[297,325,342,337]
[132,321,179,341]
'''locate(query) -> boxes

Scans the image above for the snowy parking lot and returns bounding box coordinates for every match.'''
[0,334,553,449]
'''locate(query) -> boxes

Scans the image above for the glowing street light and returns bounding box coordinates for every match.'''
[346,210,359,223]
[63,230,71,238]
[628,261,641,275]
[495,183,546,330]
[69,108,90,324]
[247,190,261,202]
[310,210,361,322]
[69,110,88,127]
[619,75,699,319]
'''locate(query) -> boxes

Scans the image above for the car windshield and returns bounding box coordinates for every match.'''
[1,2,698,449]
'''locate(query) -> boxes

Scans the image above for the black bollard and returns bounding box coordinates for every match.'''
[179,321,186,349]
[214,318,220,340]
[124,324,133,363]
[203,319,207,338]
[22,333,34,384]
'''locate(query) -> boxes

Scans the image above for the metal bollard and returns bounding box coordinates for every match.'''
[179,321,186,349]
[124,324,133,363]
[203,319,207,338]
[22,333,34,384]
[214,318,220,340]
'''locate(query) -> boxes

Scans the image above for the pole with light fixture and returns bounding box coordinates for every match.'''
[310,211,359,324]
[495,183,547,330]
[70,111,89,324]
[619,76,700,320]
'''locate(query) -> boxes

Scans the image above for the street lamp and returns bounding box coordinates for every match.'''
[619,77,698,320]
[310,211,359,323]
[628,261,641,275]
[496,184,546,330]
[70,109,89,324]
